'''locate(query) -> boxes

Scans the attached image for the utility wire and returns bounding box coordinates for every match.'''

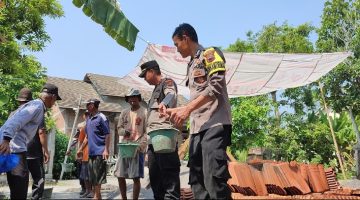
[137,34,151,45]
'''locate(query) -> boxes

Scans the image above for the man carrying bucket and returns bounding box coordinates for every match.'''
[139,60,181,200]
[113,88,147,200]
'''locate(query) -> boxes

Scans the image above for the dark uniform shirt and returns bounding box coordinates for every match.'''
[187,45,232,134]
[27,119,45,160]
[147,78,178,134]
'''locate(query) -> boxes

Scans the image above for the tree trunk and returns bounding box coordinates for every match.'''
[271,91,280,126]
[319,82,346,179]
[349,108,360,143]
[348,108,360,179]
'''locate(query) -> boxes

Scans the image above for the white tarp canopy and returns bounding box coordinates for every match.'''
[119,44,351,98]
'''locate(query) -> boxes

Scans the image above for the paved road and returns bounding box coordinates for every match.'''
[0,161,190,199]
[2,162,359,199]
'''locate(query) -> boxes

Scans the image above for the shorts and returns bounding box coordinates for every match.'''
[88,156,107,185]
[114,153,144,179]
[80,161,90,181]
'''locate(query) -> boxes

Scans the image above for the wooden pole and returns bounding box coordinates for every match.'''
[271,91,280,126]
[318,82,346,179]
[60,95,82,180]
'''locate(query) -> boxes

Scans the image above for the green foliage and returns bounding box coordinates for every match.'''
[227,31,256,53]
[225,15,358,177]
[316,0,360,56]
[0,66,46,125]
[0,93,8,107]
[226,22,317,160]
[230,95,272,153]
[183,150,189,161]
[53,130,76,180]
[0,0,63,125]
[265,113,335,163]
[316,0,360,176]
[317,0,360,114]
[282,84,319,115]
[255,22,315,53]
[234,149,248,162]
[45,110,56,133]
[0,0,63,73]
[322,60,360,115]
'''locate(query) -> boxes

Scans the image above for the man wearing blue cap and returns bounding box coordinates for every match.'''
[0,83,61,199]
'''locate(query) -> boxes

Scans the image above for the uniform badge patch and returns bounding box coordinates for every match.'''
[165,79,174,87]
[195,58,202,65]
[193,69,205,77]
[203,48,226,76]
[193,69,207,84]
[204,49,216,63]
[135,117,142,125]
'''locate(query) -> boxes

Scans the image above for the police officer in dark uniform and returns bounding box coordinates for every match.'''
[139,60,181,200]
[163,23,232,199]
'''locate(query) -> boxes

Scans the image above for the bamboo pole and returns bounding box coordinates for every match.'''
[60,95,82,180]
[178,137,190,160]
[318,82,346,179]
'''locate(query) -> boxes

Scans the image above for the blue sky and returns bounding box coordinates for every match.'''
[34,0,326,81]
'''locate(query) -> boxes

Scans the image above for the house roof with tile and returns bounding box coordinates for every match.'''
[48,73,188,113]
[84,73,133,97]
[83,73,188,105]
[47,76,125,113]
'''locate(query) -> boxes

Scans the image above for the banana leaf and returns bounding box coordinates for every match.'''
[72,0,84,8]
[73,0,138,51]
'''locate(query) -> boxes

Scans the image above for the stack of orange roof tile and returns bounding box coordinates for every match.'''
[352,189,360,196]
[228,162,258,195]
[180,188,194,200]
[262,162,287,195]
[307,164,330,193]
[324,167,340,190]
[274,162,311,195]
[250,167,268,196]
[227,160,360,199]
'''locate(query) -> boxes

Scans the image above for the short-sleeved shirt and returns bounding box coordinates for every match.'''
[78,126,89,161]
[147,78,178,134]
[118,107,147,152]
[187,46,232,134]
[85,112,110,156]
